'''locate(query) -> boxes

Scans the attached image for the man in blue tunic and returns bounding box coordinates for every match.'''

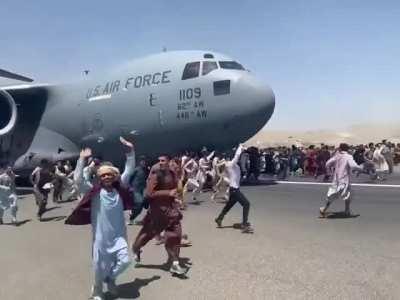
[65,137,135,300]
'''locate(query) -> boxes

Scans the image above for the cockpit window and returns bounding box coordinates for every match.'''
[219,61,245,70]
[202,61,218,76]
[182,62,200,80]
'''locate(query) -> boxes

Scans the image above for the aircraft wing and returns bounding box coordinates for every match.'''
[1,83,51,92]
[0,83,79,172]
[0,68,33,82]
[0,83,50,165]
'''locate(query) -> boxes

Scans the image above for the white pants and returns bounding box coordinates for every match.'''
[212,176,230,199]
[182,178,199,198]
[61,178,79,200]
[327,183,351,202]
[93,246,131,286]
[0,193,18,220]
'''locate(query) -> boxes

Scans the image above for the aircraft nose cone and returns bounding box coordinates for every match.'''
[238,74,275,126]
[218,74,276,143]
[256,84,275,122]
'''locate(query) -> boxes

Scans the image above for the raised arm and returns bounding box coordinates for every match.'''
[207,151,215,161]
[74,148,93,192]
[231,145,244,165]
[30,167,40,186]
[121,151,136,186]
[183,159,197,174]
[119,137,136,186]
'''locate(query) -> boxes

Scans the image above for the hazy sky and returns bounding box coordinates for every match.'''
[1,0,399,130]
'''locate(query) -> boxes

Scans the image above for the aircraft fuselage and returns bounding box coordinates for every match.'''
[9,51,275,171]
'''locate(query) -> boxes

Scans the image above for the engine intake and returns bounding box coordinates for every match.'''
[0,89,17,136]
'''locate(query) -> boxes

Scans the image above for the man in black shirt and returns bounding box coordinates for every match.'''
[127,156,149,225]
[30,159,55,221]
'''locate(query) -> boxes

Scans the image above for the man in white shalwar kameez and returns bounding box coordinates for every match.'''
[65,137,135,300]
[182,156,200,201]
[192,149,214,202]
[211,156,230,202]
[319,143,363,218]
[373,143,389,181]
[0,167,18,225]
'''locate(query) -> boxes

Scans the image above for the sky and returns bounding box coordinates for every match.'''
[1,0,399,131]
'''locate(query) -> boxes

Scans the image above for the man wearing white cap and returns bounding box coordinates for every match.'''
[65,137,135,300]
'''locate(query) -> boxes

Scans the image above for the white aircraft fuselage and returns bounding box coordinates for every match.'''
[0,51,275,172]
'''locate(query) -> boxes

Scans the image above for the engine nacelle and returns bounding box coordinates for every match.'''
[0,89,17,136]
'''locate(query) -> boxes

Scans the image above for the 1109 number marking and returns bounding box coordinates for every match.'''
[179,88,201,100]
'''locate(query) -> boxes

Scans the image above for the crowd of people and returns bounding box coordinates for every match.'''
[0,137,254,300]
[0,137,398,300]
[244,140,399,182]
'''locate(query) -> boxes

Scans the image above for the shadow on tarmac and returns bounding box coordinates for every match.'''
[44,206,61,213]
[187,200,204,206]
[321,212,361,219]
[57,198,77,204]
[216,225,235,229]
[1,219,32,227]
[135,257,191,277]
[242,179,279,186]
[40,216,66,222]
[105,275,162,299]
[135,263,169,272]
[17,189,33,196]
[15,219,32,226]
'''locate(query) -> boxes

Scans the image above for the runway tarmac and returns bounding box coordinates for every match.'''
[258,165,400,186]
[1,182,399,299]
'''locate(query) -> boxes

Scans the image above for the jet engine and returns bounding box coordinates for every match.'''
[0,89,17,136]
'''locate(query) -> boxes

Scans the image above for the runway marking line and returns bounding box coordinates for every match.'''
[276,181,400,188]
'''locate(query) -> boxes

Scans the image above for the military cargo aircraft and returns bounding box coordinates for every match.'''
[0,51,275,174]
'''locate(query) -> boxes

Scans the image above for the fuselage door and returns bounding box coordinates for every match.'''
[148,92,165,127]
[80,95,110,147]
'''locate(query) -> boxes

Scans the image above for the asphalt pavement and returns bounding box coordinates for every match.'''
[0,180,399,299]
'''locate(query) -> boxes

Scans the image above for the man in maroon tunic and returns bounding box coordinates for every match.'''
[132,155,187,276]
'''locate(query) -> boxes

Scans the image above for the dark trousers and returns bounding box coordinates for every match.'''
[217,188,250,225]
[34,187,48,218]
[53,180,63,203]
[132,215,182,261]
[130,191,145,221]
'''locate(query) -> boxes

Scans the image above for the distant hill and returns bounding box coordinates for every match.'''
[246,123,400,147]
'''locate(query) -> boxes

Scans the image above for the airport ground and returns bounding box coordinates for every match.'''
[1,178,400,299]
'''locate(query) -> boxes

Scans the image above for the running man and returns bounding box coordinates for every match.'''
[215,144,253,233]
[319,143,363,218]
[65,137,135,300]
